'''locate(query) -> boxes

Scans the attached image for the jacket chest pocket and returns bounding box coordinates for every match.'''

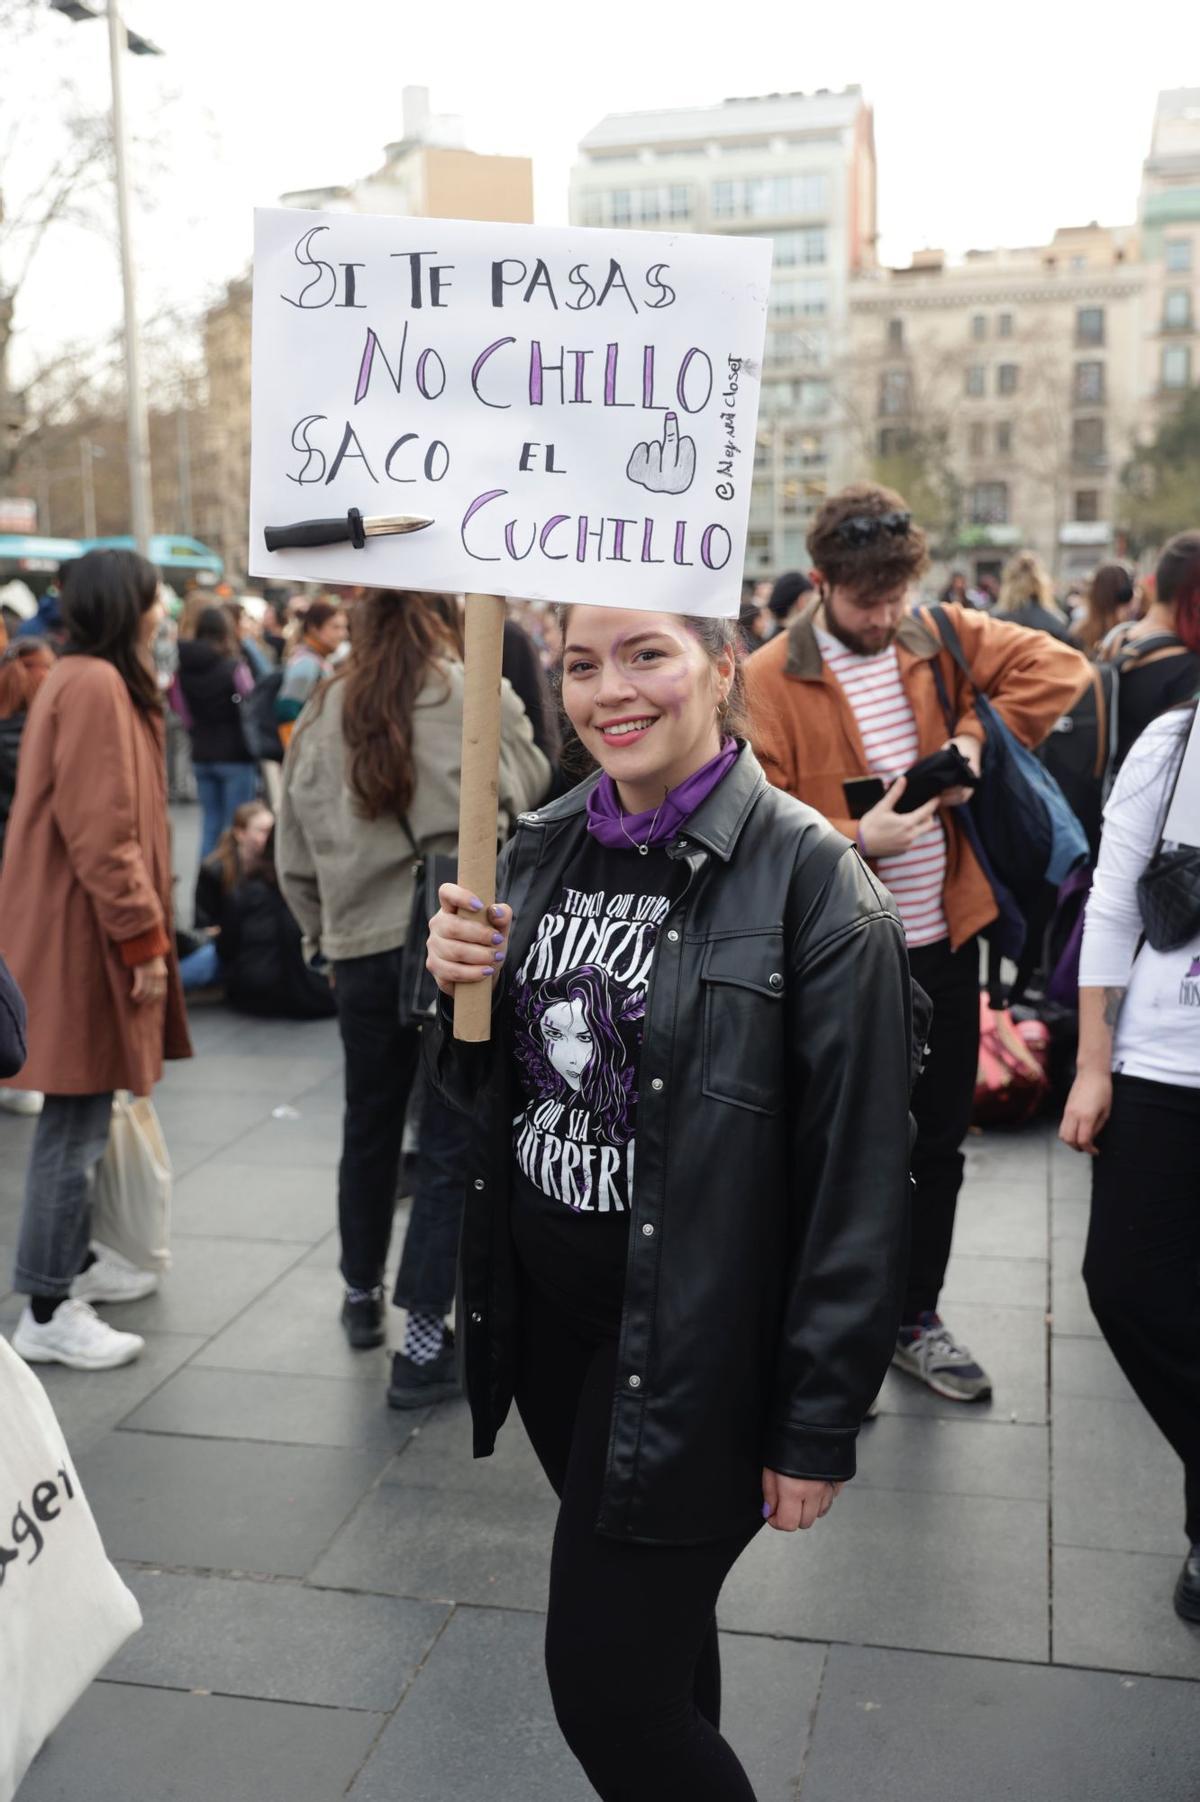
[700,932,786,1116]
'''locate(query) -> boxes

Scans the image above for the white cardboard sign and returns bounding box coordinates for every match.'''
[248,209,771,617]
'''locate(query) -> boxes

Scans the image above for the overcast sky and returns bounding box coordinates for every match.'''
[5,0,1190,382]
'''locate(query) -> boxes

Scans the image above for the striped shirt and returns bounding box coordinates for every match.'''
[816,628,949,948]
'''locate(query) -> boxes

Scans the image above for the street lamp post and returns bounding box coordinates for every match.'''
[52,0,162,558]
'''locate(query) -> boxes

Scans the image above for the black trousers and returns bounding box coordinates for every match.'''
[1083,1074,1200,1544]
[905,936,981,1320]
[333,949,467,1313]
[514,1278,760,1801]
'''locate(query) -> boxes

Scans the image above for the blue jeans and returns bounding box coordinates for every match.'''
[180,939,221,990]
[14,1092,114,1297]
[194,761,260,860]
[333,948,468,1311]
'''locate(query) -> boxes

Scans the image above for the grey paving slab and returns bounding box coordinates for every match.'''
[17,1682,381,1802]
[720,1487,1049,1662]
[97,1234,305,1338]
[310,1479,559,1608]
[107,1569,450,1709]
[171,1161,334,1243]
[153,1086,280,1146]
[1053,1546,1200,1680]
[950,1177,1048,1260]
[121,1366,417,1450]
[349,1604,826,1802]
[77,1432,384,1577]
[1050,1254,1101,1337]
[156,1049,340,1099]
[1052,1396,1186,1555]
[857,1413,1048,1501]
[347,1605,590,1802]
[875,1299,1048,1424]
[383,1398,548,1499]
[1049,1138,1094,1203]
[939,1251,1047,1308]
[16,1332,206,1458]
[212,1114,343,1169]
[799,1642,1199,1802]
[1052,1333,1138,1403]
[964,1126,1051,1183]
[192,1261,395,1380]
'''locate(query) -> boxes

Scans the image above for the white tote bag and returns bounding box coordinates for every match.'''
[92,1092,172,1274]
[0,1339,142,1800]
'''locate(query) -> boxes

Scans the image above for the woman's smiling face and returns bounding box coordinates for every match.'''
[560,608,731,811]
[541,998,593,1089]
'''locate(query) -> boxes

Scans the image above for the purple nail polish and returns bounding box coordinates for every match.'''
[468,897,483,911]
[494,950,505,962]
[762,1502,773,1520]
[492,932,504,946]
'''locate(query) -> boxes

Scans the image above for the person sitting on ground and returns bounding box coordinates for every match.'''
[274,598,348,748]
[994,550,1074,642]
[179,800,274,991]
[210,823,337,1021]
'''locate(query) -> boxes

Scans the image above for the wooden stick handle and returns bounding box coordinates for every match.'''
[454,593,507,1042]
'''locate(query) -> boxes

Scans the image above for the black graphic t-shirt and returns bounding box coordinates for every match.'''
[508,834,681,1336]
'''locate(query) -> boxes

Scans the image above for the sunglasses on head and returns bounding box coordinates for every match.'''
[831,511,912,547]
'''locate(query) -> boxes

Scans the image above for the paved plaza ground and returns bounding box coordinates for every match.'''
[3,814,1198,1799]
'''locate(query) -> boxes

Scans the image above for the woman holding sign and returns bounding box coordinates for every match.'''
[426,604,915,1801]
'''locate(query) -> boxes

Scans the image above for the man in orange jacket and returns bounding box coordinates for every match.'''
[746,483,1088,1402]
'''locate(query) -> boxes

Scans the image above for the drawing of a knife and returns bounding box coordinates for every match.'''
[264,509,434,552]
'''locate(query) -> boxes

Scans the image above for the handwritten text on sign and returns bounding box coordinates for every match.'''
[248,209,771,617]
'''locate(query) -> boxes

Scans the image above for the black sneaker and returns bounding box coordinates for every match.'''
[387,1331,460,1409]
[340,1290,386,1350]
[1174,1545,1200,1624]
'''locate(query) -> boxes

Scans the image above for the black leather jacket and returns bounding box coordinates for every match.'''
[429,745,914,1545]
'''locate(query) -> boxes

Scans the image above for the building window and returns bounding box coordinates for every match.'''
[712,180,736,219]
[582,195,603,227]
[611,189,632,225]
[997,363,1019,395]
[965,365,985,397]
[1164,289,1193,330]
[1074,490,1100,523]
[968,422,987,456]
[1074,361,1105,404]
[997,312,1014,338]
[668,184,691,220]
[1070,255,1087,273]
[800,227,826,264]
[971,314,987,341]
[1072,416,1106,465]
[798,379,830,416]
[792,277,828,315]
[887,318,904,350]
[879,369,911,416]
[1076,306,1105,346]
[1162,345,1192,390]
[638,189,661,224]
[969,482,1009,525]
[791,170,830,214]
[878,426,909,458]
[996,421,1013,455]
[1166,239,1193,273]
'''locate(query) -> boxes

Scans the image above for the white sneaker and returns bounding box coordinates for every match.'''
[72,1245,159,1305]
[12,1299,144,1370]
[0,1089,44,1116]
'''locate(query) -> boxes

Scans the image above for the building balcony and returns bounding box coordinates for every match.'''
[1060,521,1112,547]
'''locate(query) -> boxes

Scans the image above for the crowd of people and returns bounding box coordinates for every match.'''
[0,491,1197,1800]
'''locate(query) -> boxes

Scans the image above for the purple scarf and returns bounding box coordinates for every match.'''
[586,739,740,851]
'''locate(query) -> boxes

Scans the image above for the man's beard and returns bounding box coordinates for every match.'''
[822,606,899,659]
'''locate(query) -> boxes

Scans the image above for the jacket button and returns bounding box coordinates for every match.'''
[650,1078,664,1092]
[641,1222,655,1236]
[470,1311,483,1323]
[473,1179,485,1191]
[666,929,679,943]
[628,1374,642,1389]
[768,973,784,991]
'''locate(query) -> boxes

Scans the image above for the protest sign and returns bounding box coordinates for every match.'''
[248,209,772,618]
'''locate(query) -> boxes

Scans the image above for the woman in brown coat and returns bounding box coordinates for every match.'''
[1,549,191,1372]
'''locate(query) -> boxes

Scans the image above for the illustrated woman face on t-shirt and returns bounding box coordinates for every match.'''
[515,965,636,1145]
[540,998,594,1089]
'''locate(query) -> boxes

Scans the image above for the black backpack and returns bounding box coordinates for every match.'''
[1037,633,1185,859]
[236,667,285,763]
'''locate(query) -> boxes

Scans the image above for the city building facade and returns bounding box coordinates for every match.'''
[569,89,877,576]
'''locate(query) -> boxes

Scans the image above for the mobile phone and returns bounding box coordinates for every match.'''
[843,776,886,820]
